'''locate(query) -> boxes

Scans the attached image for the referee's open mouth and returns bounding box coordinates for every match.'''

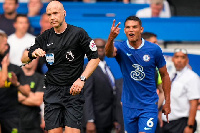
[129,33,135,37]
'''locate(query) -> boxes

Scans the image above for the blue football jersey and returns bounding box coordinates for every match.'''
[114,38,166,110]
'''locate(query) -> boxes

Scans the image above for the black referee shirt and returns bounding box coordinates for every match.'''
[29,24,98,86]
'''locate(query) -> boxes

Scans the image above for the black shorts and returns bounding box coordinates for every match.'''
[43,85,85,130]
[0,117,20,133]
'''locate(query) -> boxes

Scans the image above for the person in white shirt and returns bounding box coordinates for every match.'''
[8,14,35,66]
[161,48,200,133]
[136,0,171,18]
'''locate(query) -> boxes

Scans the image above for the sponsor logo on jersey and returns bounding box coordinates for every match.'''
[143,54,150,62]
[47,43,53,47]
[130,64,145,81]
[89,40,97,51]
[46,53,54,65]
[66,51,74,61]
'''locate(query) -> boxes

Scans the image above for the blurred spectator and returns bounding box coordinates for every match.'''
[0,32,30,133]
[27,0,43,17]
[161,48,200,133]
[35,13,52,74]
[82,38,121,133]
[8,14,35,66]
[39,13,52,34]
[18,58,44,133]
[136,0,171,18]
[0,0,19,36]
[0,0,35,36]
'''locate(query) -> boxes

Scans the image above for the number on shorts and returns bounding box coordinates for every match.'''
[147,118,154,128]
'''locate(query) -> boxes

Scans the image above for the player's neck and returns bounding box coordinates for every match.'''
[54,22,67,34]
[129,38,142,49]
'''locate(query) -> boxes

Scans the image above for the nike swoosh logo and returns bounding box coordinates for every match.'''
[126,53,132,56]
[144,127,152,130]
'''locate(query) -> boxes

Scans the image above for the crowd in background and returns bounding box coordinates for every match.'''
[0,0,200,132]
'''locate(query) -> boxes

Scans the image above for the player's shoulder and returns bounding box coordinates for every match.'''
[9,63,23,73]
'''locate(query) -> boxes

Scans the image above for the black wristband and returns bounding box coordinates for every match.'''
[187,125,194,129]
[28,50,37,60]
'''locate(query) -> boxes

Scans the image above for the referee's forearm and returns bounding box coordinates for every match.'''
[81,58,100,79]
[21,50,31,63]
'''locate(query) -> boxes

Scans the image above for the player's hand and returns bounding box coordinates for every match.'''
[109,19,121,40]
[1,54,9,67]
[162,102,171,123]
[32,48,46,58]
[70,78,84,95]
[86,122,96,133]
[8,72,20,87]
[184,126,193,133]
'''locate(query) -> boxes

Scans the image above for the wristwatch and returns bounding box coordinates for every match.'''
[80,76,86,82]
[187,125,194,129]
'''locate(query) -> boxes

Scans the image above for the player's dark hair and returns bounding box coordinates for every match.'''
[124,16,142,26]
[142,32,157,40]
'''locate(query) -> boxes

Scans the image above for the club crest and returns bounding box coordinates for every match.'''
[143,54,150,62]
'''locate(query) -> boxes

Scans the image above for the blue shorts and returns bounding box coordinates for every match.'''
[123,106,158,133]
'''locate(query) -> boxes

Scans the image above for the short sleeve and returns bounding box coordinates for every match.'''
[186,74,200,100]
[35,74,44,92]
[17,67,28,85]
[155,46,166,69]
[79,29,98,61]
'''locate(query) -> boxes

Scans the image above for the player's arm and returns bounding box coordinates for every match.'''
[159,65,171,122]
[0,55,9,87]
[19,92,44,106]
[105,19,121,57]
[70,58,100,95]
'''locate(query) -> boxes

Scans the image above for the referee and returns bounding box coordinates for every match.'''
[21,1,100,133]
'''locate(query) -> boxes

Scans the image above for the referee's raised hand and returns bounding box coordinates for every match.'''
[109,19,121,40]
[32,48,46,58]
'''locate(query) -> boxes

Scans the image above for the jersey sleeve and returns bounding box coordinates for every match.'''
[17,67,28,85]
[155,46,166,69]
[79,29,98,61]
[35,74,44,92]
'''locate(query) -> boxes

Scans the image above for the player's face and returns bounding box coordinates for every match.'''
[46,5,65,28]
[172,52,188,71]
[3,0,18,15]
[14,17,29,34]
[124,20,143,42]
[0,37,8,55]
[146,36,158,44]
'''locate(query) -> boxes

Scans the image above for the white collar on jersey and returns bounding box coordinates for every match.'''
[126,38,145,49]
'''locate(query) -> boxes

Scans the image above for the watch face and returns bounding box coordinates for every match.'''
[80,76,86,81]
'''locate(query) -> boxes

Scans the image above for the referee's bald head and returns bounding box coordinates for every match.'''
[46,1,64,13]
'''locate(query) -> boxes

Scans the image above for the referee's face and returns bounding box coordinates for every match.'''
[46,1,65,28]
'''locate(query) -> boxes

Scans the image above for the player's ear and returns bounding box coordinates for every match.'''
[140,27,144,34]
